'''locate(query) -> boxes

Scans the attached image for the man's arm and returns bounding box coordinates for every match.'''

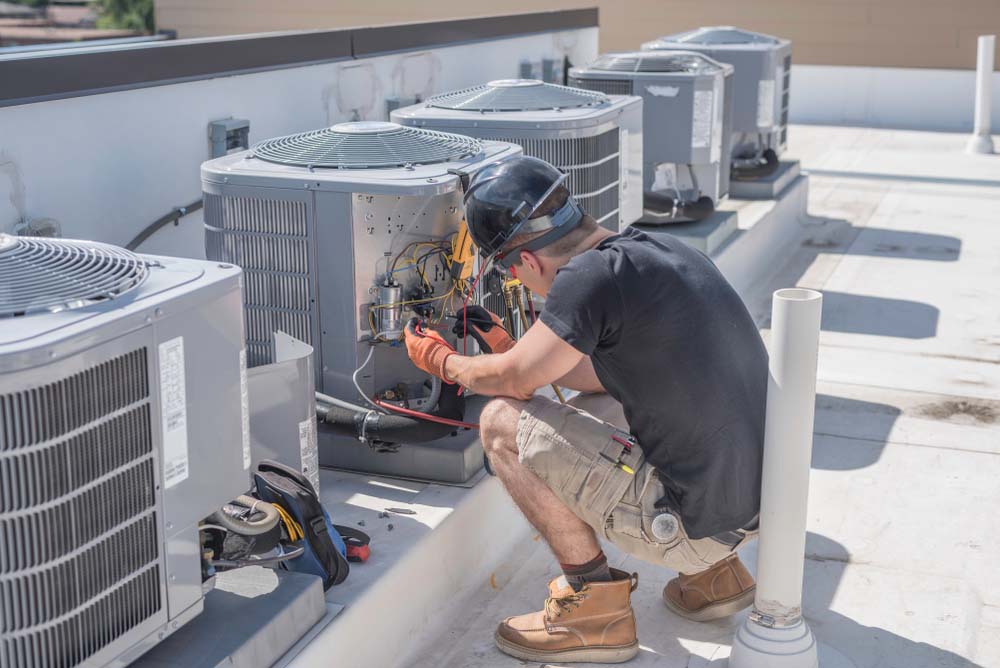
[554,356,606,393]
[445,320,584,400]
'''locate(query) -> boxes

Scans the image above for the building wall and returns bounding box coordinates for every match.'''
[0,27,598,258]
[155,0,1000,69]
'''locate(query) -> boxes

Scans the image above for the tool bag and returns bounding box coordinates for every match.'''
[253,460,355,589]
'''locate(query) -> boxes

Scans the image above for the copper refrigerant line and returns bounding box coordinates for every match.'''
[503,281,567,405]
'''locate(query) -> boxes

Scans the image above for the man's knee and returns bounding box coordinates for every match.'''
[479,397,526,457]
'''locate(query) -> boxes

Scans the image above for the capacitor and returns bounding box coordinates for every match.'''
[376,280,403,336]
[650,512,679,542]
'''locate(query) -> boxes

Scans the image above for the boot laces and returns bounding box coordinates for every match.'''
[545,591,588,618]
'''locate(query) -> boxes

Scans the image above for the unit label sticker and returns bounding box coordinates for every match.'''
[691,90,714,149]
[239,349,251,470]
[299,418,320,493]
[645,84,680,98]
[757,79,776,128]
[711,76,725,164]
[652,163,677,191]
[158,336,189,489]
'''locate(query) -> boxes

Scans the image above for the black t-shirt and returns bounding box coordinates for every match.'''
[540,226,767,539]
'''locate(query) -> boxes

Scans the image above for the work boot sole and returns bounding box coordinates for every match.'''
[662,584,756,622]
[494,632,639,664]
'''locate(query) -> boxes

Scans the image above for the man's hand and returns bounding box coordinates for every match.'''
[404,318,456,382]
[444,319,584,399]
[451,305,515,354]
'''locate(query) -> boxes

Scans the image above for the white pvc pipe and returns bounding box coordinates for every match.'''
[754,288,823,623]
[731,288,823,668]
[967,35,996,155]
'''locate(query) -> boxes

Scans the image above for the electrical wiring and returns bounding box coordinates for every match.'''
[355,315,482,429]
[368,288,455,312]
[372,398,480,430]
[389,239,451,275]
[461,259,492,355]
[273,503,303,541]
[211,544,305,569]
[357,231,490,429]
[368,285,458,340]
[352,345,383,412]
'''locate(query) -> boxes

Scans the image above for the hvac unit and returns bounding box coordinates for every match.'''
[202,121,521,483]
[642,26,791,180]
[0,235,249,668]
[569,52,734,223]
[390,79,643,233]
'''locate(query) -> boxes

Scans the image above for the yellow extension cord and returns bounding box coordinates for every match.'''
[273,503,304,542]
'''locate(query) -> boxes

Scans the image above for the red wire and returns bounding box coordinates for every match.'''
[391,262,490,417]
[373,398,480,430]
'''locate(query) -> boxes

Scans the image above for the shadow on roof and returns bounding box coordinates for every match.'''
[819,290,939,339]
[806,168,1000,190]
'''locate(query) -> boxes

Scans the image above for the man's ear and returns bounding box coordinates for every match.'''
[519,249,542,275]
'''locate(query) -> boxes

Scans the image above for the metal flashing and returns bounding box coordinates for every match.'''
[0,9,598,108]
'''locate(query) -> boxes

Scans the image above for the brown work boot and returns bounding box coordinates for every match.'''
[662,553,756,622]
[494,568,640,663]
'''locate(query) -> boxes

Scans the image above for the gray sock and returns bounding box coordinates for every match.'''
[561,551,612,592]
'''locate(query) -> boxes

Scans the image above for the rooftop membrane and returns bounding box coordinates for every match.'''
[291,123,1000,668]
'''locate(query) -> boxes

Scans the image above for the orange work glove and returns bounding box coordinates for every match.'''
[451,305,515,354]
[404,318,457,383]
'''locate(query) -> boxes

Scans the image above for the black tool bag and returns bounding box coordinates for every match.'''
[253,460,351,589]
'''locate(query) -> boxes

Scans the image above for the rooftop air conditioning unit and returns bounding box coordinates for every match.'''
[0,234,249,668]
[642,26,791,181]
[390,79,643,233]
[202,121,521,483]
[569,52,734,223]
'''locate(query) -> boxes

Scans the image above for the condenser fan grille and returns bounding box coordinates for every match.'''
[427,79,610,111]
[0,235,149,318]
[250,121,484,169]
[591,52,721,74]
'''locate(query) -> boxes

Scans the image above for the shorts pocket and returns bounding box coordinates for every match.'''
[517,429,588,496]
[567,442,634,530]
[608,502,644,541]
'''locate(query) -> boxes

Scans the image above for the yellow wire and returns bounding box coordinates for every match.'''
[369,289,455,310]
[367,285,457,340]
[369,239,462,335]
[273,504,303,541]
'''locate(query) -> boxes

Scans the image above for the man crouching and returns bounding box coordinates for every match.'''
[404,156,766,663]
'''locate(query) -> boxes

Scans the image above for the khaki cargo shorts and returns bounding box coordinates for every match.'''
[515,393,754,574]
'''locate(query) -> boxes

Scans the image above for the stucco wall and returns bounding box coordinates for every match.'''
[155,0,1000,69]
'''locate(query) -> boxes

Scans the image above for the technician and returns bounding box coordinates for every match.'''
[404,156,767,664]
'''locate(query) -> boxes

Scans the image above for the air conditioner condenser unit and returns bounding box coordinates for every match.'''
[202,121,522,483]
[0,234,250,668]
[643,26,792,182]
[569,51,734,224]
[390,79,643,233]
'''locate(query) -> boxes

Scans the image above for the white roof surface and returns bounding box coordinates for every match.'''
[298,124,1000,668]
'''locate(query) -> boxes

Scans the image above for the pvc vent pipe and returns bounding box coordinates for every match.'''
[967,35,995,155]
[730,288,823,668]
